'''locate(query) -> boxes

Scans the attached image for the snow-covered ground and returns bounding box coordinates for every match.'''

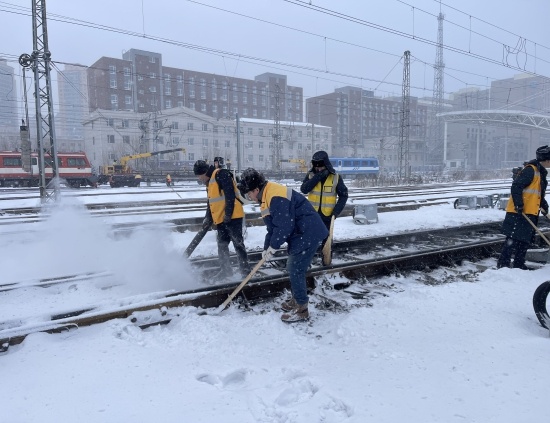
[1,186,549,422]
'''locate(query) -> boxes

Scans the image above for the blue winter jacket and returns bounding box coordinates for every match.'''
[259,181,329,255]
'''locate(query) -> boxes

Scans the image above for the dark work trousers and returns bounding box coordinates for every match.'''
[216,217,250,276]
[319,214,332,250]
[497,236,531,268]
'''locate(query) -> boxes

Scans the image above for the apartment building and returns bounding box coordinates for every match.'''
[86,48,304,123]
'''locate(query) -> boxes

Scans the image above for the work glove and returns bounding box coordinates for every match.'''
[262,246,277,261]
[319,169,330,179]
[223,215,232,224]
[515,205,524,214]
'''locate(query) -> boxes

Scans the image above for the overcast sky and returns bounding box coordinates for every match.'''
[1,0,549,113]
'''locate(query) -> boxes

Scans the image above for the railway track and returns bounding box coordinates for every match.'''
[4,220,548,353]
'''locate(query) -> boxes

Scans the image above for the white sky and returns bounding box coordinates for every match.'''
[1,182,549,421]
[1,0,549,116]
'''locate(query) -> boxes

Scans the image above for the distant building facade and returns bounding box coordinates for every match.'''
[0,58,19,150]
[306,86,429,173]
[443,74,550,171]
[82,107,331,172]
[86,48,303,123]
[56,64,89,143]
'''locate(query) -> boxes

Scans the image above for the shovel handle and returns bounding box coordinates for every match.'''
[214,257,267,314]
[522,212,550,247]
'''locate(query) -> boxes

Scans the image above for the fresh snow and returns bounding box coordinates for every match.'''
[1,184,549,422]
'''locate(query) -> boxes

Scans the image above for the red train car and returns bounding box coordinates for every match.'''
[0,151,97,188]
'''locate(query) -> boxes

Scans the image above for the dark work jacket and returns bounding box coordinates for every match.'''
[501,160,549,242]
[204,168,239,223]
[260,182,328,255]
[300,153,348,222]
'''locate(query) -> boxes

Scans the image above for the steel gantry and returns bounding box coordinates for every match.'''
[19,0,59,201]
[438,110,550,164]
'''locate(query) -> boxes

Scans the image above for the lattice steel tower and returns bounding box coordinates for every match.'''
[398,51,411,182]
[428,11,445,169]
[19,0,59,201]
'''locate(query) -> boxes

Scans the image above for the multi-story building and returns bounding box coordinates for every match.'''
[0,58,19,150]
[87,48,303,123]
[306,86,428,173]
[56,64,89,143]
[443,75,550,171]
[82,107,331,172]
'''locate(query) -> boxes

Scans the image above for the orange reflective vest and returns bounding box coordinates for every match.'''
[260,182,292,218]
[505,164,542,215]
[207,168,244,224]
[307,172,338,217]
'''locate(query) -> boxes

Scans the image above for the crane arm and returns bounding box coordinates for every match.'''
[119,147,186,166]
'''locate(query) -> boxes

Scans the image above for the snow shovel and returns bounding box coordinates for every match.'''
[211,256,266,315]
[184,222,211,258]
[322,215,335,266]
[522,212,550,247]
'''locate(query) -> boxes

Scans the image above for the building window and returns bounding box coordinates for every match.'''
[187,123,194,130]
[124,80,131,90]
[188,137,194,145]
[107,135,115,143]
[243,108,248,116]
[166,100,172,108]
[123,135,130,143]
[122,119,129,128]
[172,122,179,129]
[247,154,253,163]
[262,110,267,118]
[107,118,114,127]
[202,139,208,146]
[190,102,195,110]
[149,72,156,79]
[233,94,238,103]
[259,128,264,136]
[259,155,264,162]
[201,103,206,112]
[247,128,253,135]
[225,140,231,148]
[149,86,156,93]
[110,78,117,88]
[108,152,116,161]
[212,105,218,113]
[165,86,171,95]
[202,124,208,131]
[259,141,264,149]
[138,75,143,81]
[213,139,219,147]
[247,140,253,149]
[149,56,156,63]
[109,65,116,74]
[253,109,257,117]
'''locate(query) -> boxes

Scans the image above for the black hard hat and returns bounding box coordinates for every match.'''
[213,156,224,165]
[536,145,550,161]
[193,160,209,175]
[238,168,266,196]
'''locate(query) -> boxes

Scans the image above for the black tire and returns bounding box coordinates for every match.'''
[454,199,459,209]
[533,281,550,329]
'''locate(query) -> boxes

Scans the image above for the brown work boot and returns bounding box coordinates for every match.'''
[280,297,297,312]
[281,302,309,323]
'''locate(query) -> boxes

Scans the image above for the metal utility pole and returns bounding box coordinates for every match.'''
[398,51,411,183]
[19,0,59,201]
[236,113,241,172]
[272,85,282,174]
[427,11,445,170]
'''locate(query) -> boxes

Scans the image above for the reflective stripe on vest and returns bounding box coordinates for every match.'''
[207,168,244,224]
[260,182,293,218]
[505,164,542,215]
[307,173,338,217]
